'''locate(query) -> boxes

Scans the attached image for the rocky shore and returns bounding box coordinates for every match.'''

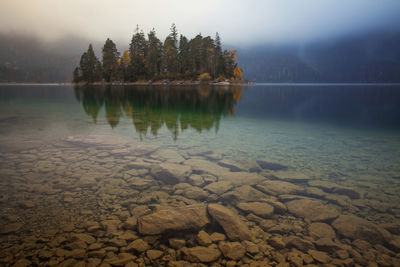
[0,134,399,266]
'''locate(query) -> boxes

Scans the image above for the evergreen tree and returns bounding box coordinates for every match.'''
[79,44,102,83]
[72,67,81,83]
[145,29,162,79]
[102,38,120,82]
[214,32,225,78]
[162,24,179,78]
[129,25,147,81]
[178,35,190,76]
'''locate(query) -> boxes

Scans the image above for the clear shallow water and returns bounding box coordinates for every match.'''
[0,84,400,266]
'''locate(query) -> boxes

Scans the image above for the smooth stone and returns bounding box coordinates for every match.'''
[151,149,185,163]
[184,158,229,176]
[105,253,136,266]
[308,249,331,263]
[221,185,268,202]
[210,232,226,242]
[308,180,361,199]
[269,236,287,249]
[286,198,340,222]
[272,171,311,182]
[151,163,191,184]
[218,172,265,186]
[181,245,221,263]
[236,202,274,218]
[308,222,336,240]
[126,239,149,253]
[332,215,392,244]
[204,181,234,195]
[183,186,208,200]
[218,241,246,260]
[208,204,251,241]
[137,204,210,235]
[218,159,248,172]
[71,233,96,244]
[188,174,205,186]
[256,180,304,196]
[256,160,288,171]
[197,230,213,246]
[286,236,315,252]
[146,250,163,260]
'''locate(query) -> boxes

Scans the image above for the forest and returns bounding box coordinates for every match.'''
[73,24,243,83]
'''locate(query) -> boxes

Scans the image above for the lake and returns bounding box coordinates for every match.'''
[0,83,400,266]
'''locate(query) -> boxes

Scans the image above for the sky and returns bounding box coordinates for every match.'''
[1,0,400,46]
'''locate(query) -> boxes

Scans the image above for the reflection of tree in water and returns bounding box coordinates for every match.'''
[74,84,242,139]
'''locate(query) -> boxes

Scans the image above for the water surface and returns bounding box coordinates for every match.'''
[0,84,400,266]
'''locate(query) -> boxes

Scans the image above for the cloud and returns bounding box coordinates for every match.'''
[1,0,399,45]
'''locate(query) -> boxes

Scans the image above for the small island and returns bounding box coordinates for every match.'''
[73,24,245,85]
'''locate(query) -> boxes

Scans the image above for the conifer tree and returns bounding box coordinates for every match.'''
[102,38,120,82]
[178,35,190,76]
[145,29,162,78]
[162,24,179,78]
[129,25,147,81]
[79,44,102,83]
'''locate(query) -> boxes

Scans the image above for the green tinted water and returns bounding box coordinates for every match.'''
[0,84,399,266]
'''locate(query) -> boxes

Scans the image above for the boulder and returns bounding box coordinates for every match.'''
[137,204,210,235]
[151,163,191,184]
[308,180,361,199]
[256,180,304,196]
[218,172,265,186]
[218,241,246,260]
[221,185,267,202]
[184,159,229,176]
[236,202,274,218]
[332,215,392,244]
[181,245,221,263]
[272,171,311,182]
[183,186,208,200]
[286,198,340,222]
[308,222,336,240]
[204,181,234,195]
[256,160,288,171]
[208,204,251,241]
[151,149,185,163]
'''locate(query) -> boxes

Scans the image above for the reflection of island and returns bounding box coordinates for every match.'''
[74,85,242,140]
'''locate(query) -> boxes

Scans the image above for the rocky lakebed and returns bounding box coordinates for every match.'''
[0,134,400,267]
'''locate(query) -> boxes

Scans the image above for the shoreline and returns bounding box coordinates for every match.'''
[0,80,254,86]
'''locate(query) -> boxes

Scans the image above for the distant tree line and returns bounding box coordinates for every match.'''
[73,24,242,83]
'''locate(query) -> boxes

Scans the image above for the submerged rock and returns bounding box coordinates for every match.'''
[204,181,234,195]
[308,222,336,240]
[286,198,340,222]
[308,180,361,199]
[256,160,288,171]
[218,241,246,260]
[151,163,191,184]
[221,185,267,202]
[184,158,229,176]
[256,180,304,196]
[208,204,251,241]
[218,172,265,186]
[137,204,210,235]
[236,202,274,218]
[332,215,392,244]
[272,171,311,182]
[181,245,221,263]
